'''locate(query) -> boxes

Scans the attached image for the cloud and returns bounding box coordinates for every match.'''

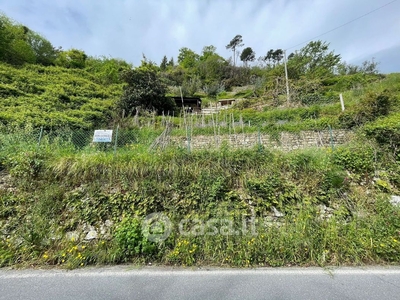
[1,0,399,72]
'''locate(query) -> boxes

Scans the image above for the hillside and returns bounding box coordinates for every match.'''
[0,63,123,129]
[1,71,400,268]
[1,12,400,269]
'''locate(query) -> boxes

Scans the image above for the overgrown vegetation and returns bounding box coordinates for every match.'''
[0,131,400,268]
[1,12,400,269]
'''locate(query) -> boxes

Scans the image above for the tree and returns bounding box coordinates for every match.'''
[0,15,13,62]
[181,75,202,96]
[273,49,284,65]
[55,49,87,68]
[0,14,35,65]
[117,66,175,115]
[336,58,379,75]
[26,31,59,66]
[8,38,36,65]
[287,41,341,79]
[139,53,158,69]
[200,45,217,61]
[360,58,379,74]
[226,34,244,66]
[167,57,174,67]
[266,49,274,64]
[160,55,168,71]
[240,47,255,66]
[261,49,283,66]
[197,45,228,83]
[177,47,199,69]
[85,56,131,84]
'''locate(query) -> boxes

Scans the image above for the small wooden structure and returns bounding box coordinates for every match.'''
[218,99,236,107]
[172,97,202,113]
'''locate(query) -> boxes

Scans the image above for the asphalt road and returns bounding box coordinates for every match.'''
[1,266,400,300]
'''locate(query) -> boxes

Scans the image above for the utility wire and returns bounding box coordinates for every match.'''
[285,0,399,51]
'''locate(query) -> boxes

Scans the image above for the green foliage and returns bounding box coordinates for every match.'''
[2,11,400,269]
[364,113,400,153]
[55,49,87,69]
[197,48,228,84]
[0,239,15,267]
[26,31,59,66]
[85,56,131,84]
[160,55,168,71]
[118,66,176,115]
[181,75,202,96]
[0,63,121,128]
[222,65,252,88]
[240,47,256,65]
[226,34,244,66]
[337,58,380,75]
[300,93,337,105]
[287,41,341,79]
[114,218,157,260]
[0,14,35,65]
[333,144,375,174]
[5,150,45,182]
[167,238,199,265]
[163,65,186,86]
[203,81,225,98]
[177,47,199,69]
[1,132,400,268]
[339,90,392,128]
[260,49,284,67]
[247,175,285,208]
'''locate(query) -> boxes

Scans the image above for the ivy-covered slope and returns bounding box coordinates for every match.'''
[0,63,123,129]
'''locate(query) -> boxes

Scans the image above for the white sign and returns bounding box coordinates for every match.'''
[93,130,113,143]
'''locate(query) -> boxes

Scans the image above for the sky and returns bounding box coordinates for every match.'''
[1,0,399,73]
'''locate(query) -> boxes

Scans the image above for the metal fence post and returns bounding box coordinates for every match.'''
[37,126,44,151]
[114,125,119,155]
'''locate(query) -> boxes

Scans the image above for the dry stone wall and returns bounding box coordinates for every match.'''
[170,130,354,151]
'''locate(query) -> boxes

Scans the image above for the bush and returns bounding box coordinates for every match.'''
[333,145,375,174]
[364,113,400,156]
[6,150,45,181]
[339,90,392,128]
[114,218,157,261]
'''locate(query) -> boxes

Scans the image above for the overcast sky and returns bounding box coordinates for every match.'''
[1,0,399,73]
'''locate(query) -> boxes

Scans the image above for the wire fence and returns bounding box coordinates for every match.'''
[0,123,353,156]
[0,126,161,154]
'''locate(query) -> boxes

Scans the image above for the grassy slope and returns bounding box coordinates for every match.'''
[1,60,399,136]
[168,73,400,136]
[1,65,400,268]
[235,73,400,127]
[0,138,400,268]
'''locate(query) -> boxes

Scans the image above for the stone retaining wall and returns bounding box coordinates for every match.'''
[170,130,354,151]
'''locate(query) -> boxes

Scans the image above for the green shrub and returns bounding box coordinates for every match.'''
[339,90,392,128]
[6,150,45,180]
[247,174,302,210]
[364,113,400,152]
[333,145,374,174]
[114,218,157,261]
